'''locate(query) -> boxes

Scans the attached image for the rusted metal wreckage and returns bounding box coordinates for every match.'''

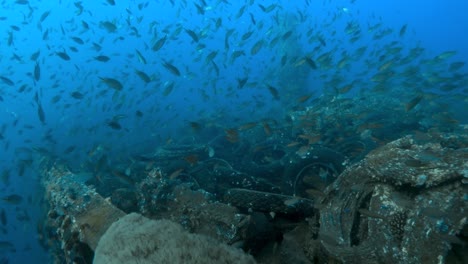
[38,133,467,263]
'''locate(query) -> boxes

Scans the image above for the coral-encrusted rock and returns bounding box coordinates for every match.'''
[361,134,467,187]
[311,134,467,264]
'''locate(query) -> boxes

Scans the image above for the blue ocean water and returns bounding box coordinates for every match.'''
[0,0,466,263]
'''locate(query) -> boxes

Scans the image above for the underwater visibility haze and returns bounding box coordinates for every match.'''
[0,0,467,263]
